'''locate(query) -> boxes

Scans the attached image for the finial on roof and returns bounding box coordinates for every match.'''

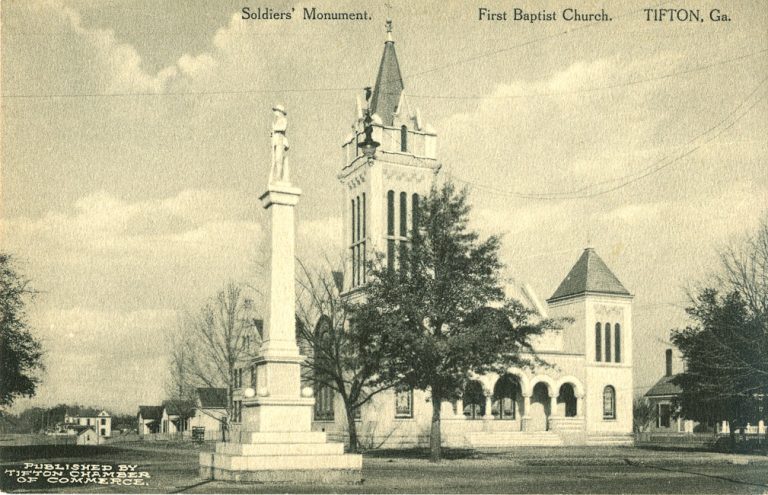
[386,18,393,42]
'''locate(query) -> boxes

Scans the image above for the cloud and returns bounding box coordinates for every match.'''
[2,189,265,311]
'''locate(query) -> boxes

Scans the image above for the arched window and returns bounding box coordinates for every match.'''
[603,386,616,419]
[595,323,602,362]
[558,383,577,417]
[605,323,612,362]
[463,380,485,420]
[614,323,621,363]
[492,374,520,420]
[400,125,408,152]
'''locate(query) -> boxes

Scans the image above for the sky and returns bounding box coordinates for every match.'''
[1,0,766,414]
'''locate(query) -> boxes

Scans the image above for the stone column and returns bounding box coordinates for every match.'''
[238,184,315,434]
[576,394,584,417]
[549,394,558,418]
[521,394,531,432]
[455,399,464,419]
[199,106,362,484]
[483,394,494,419]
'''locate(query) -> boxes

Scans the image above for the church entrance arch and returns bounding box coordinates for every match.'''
[463,380,485,419]
[557,383,577,417]
[529,382,551,431]
[492,374,522,420]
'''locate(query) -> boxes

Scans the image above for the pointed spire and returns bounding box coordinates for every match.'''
[369,18,404,126]
[547,248,631,303]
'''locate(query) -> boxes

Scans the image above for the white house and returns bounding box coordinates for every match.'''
[188,388,227,433]
[64,408,111,437]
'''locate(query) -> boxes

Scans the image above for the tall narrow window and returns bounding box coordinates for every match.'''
[400,125,408,152]
[350,198,356,286]
[605,323,612,362]
[395,386,414,418]
[361,193,366,283]
[387,191,395,271]
[603,386,616,419]
[399,192,408,274]
[595,323,602,362]
[411,194,420,235]
[614,323,621,363]
[356,197,362,285]
[314,385,335,421]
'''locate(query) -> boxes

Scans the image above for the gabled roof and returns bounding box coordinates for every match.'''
[197,388,228,409]
[137,405,164,420]
[369,33,404,126]
[645,374,682,398]
[547,248,631,303]
[66,407,107,418]
[162,400,195,418]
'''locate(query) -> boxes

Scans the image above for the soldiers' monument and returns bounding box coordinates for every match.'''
[199,106,363,483]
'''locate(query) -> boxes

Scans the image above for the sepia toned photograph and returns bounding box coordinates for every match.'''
[1,0,766,493]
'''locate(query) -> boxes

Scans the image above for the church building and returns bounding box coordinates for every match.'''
[311,22,635,448]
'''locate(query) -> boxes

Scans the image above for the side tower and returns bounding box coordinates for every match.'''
[338,21,441,295]
[546,248,633,437]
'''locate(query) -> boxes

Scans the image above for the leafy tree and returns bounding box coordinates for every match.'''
[357,182,556,462]
[295,262,391,453]
[670,217,768,444]
[0,253,44,409]
[671,290,765,441]
[633,398,655,432]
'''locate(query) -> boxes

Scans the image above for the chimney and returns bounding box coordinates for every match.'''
[665,349,673,377]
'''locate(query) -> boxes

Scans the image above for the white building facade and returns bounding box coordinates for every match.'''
[311,24,635,448]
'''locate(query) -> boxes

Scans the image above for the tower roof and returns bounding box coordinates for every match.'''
[369,22,404,126]
[547,248,631,303]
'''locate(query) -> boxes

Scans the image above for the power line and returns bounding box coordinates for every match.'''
[1,0,674,100]
[453,76,768,200]
[402,49,767,101]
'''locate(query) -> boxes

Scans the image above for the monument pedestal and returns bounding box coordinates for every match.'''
[199,181,362,483]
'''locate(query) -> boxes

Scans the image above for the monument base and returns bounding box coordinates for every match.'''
[199,431,363,484]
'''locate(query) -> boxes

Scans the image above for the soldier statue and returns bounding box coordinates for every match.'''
[270,105,289,183]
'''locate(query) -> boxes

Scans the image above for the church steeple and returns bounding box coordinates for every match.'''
[369,20,404,126]
[338,22,440,296]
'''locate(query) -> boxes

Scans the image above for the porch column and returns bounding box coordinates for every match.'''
[549,394,558,418]
[456,399,464,419]
[576,394,584,417]
[483,394,494,419]
[521,393,531,431]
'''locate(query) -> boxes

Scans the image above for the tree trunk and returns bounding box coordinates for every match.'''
[430,394,442,463]
[345,404,359,454]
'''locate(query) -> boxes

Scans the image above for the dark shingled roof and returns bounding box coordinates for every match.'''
[162,400,195,417]
[197,388,227,409]
[645,374,683,398]
[66,407,105,417]
[138,405,164,420]
[369,37,404,126]
[548,248,631,303]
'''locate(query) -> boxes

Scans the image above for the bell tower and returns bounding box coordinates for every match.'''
[338,20,441,295]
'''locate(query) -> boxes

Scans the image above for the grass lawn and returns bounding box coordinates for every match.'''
[1,442,767,493]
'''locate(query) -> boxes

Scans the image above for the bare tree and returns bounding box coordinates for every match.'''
[295,259,392,453]
[165,317,197,402]
[720,214,768,317]
[170,283,261,414]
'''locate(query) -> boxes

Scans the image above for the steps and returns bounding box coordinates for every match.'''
[585,433,634,446]
[469,431,563,448]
